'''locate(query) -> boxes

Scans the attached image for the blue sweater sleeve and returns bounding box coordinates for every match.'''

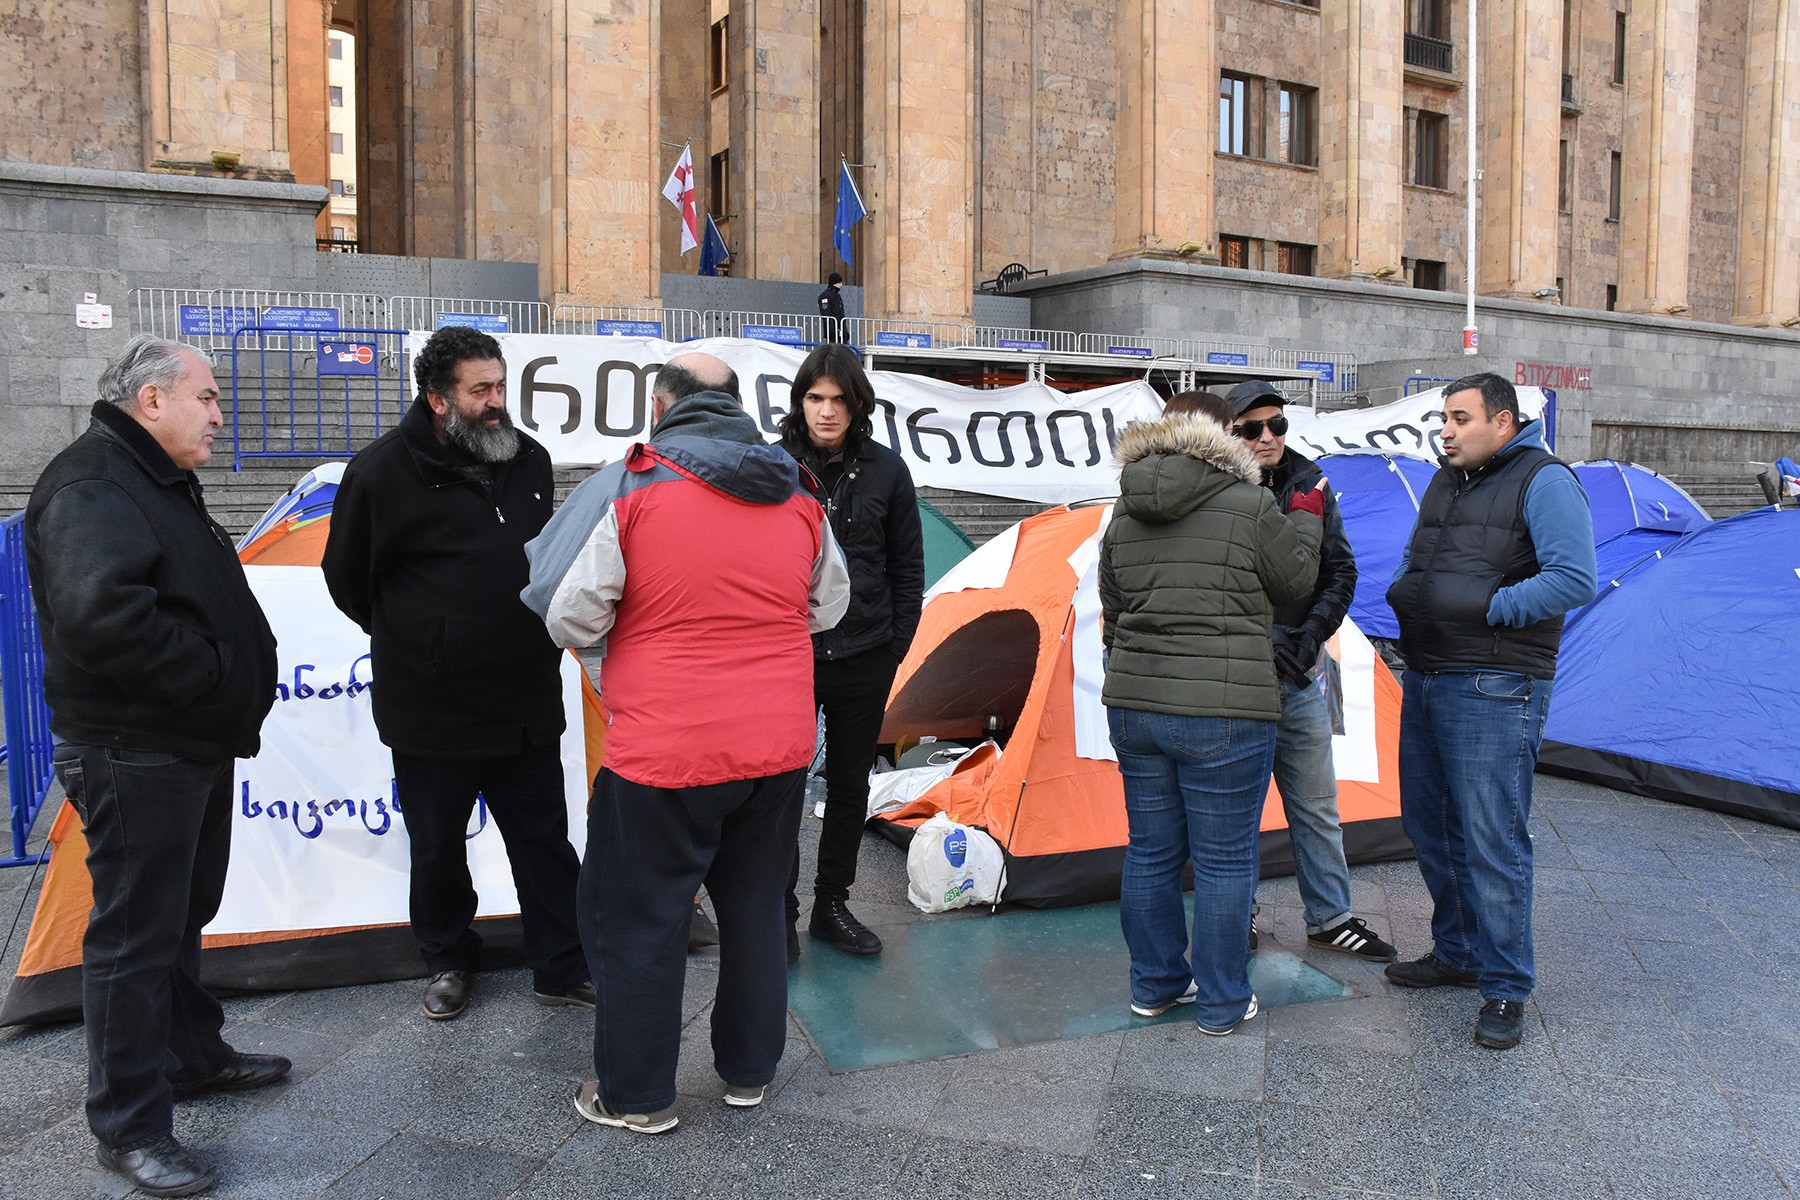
[1486,467,1598,627]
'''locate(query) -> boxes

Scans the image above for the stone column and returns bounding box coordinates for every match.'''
[1112,0,1216,261]
[1617,0,1699,314]
[140,0,294,177]
[1733,0,1800,326]
[1317,0,1404,280]
[1478,0,1562,298]
[731,0,821,283]
[862,0,974,324]
[541,0,663,306]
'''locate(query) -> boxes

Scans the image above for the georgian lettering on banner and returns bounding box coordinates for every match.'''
[213,566,589,937]
[405,334,1165,505]
[1281,386,1551,463]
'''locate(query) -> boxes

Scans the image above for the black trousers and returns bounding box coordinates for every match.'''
[389,741,587,992]
[581,766,804,1112]
[787,647,899,922]
[54,743,236,1152]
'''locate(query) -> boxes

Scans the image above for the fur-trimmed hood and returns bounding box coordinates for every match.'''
[1113,413,1263,524]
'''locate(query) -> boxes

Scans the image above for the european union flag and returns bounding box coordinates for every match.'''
[833,162,866,266]
[699,213,730,277]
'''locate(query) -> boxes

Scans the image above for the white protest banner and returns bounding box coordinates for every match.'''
[407,334,1164,505]
[1282,386,1551,463]
[213,566,588,937]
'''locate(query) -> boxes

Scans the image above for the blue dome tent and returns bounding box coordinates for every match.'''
[1538,506,1800,828]
[1570,459,1709,586]
[1317,453,1437,639]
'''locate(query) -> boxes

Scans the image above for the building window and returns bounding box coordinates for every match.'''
[1219,235,1250,269]
[1412,110,1448,189]
[330,132,344,155]
[329,86,343,107]
[1413,259,1446,290]
[330,226,347,241]
[1606,284,1618,311]
[1555,276,1565,300]
[1409,0,1449,38]
[709,150,730,217]
[1558,139,1571,212]
[330,178,345,196]
[1277,242,1315,276]
[1219,74,1250,156]
[329,37,343,60]
[709,18,729,93]
[1277,85,1317,166]
[1613,13,1627,84]
[1609,151,1622,219]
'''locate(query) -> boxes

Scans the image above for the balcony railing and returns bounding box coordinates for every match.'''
[318,239,361,254]
[1404,33,1454,74]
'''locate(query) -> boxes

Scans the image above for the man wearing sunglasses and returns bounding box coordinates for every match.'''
[1224,381,1397,965]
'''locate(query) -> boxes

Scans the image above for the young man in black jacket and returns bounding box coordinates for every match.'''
[26,336,285,1197]
[322,326,591,1021]
[780,345,924,959]
[1225,381,1396,963]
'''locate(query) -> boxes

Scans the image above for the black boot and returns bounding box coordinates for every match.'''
[808,898,882,956]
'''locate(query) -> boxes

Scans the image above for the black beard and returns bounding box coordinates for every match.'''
[443,405,520,464]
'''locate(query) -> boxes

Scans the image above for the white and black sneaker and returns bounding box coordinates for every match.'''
[1307,916,1397,962]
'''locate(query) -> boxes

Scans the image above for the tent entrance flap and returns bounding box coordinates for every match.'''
[882,609,1041,747]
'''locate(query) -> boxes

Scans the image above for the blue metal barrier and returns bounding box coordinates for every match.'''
[0,513,54,867]
[231,326,409,470]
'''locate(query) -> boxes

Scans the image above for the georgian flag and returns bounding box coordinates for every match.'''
[662,143,700,255]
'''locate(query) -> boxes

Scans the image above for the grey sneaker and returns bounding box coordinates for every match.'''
[723,1083,766,1108]
[1198,994,1259,1037]
[1129,981,1198,1017]
[573,1080,678,1134]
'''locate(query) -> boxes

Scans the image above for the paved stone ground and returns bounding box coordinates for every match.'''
[0,771,1797,1199]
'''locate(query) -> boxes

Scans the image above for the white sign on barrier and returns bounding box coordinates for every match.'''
[213,567,588,937]
[406,334,1166,505]
[1281,387,1549,463]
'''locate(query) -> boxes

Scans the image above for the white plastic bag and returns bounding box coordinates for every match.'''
[906,813,1006,912]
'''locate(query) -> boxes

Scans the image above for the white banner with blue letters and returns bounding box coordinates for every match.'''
[212,567,589,937]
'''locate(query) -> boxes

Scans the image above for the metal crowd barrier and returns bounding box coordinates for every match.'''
[389,296,551,335]
[229,326,410,469]
[705,310,837,347]
[551,304,705,342]
[963,325,1082,354]
[0,513,54,868]
[843,318,972,350]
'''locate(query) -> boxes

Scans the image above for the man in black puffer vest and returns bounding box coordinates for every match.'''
[27,336,284,1197]
[779,344,924,961]
[1225,381,1396,965]
[1383,373,1596,1052]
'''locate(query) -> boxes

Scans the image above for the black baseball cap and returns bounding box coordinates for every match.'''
[1225,380,1287,418]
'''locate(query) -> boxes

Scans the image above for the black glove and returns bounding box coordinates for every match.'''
[1271,629,1319,687]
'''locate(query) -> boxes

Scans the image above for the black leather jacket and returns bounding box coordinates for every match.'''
[25,402,278,760]
[783,435,924,662]
[1265,448,1358,682]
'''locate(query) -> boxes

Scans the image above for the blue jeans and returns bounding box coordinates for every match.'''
[1398,670,1552,1002]
[1273,679,1354,933]
[1108,706,1275,1030]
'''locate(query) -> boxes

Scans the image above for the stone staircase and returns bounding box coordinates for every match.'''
[916,487,1049,546]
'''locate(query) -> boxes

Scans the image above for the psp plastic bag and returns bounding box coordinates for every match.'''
[905,812,1006,912]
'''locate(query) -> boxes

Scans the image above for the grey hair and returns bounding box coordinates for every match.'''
[99,336,198,410]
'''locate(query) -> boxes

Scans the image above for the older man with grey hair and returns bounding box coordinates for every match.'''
[25,336,286,1195]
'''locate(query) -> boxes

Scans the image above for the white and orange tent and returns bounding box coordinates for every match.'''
[2,469,609,1026]
[873,503,1408,907]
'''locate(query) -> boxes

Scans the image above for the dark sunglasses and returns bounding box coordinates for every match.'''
[1232,414,1289,440]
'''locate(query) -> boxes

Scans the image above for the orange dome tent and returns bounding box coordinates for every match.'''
[873,504,1409,908]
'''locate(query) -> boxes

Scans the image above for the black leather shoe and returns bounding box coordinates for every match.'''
[808,898,882,956]
[533,980,596,1009]
[1384,953,1478,989]
[171,1050,292,1099]
[422,970,471,1020]
[96,1135,212,1197]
